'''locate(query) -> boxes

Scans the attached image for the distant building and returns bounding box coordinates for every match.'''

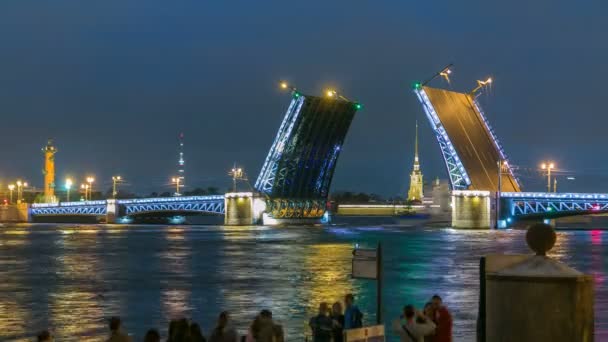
[407,121,424,202]
[430,177,451,215]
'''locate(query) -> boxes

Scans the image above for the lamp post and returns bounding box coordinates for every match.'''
[16,181,27,203]
[112,176,122,199]
[8,184,15,204]
[228,166,244,192]
[81,184,90,201]
[171,177,181,196]
[86,177,95,200]
[65,178,73,202]
[471,77,493,95]
[541,162,555,193]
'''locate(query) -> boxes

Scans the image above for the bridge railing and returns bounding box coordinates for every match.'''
[500,191,608,219]
[31,200,107,208]
[502,192,608,200]
[116,195,224,204]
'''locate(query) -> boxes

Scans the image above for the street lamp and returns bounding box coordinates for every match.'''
[16,180,27,203]
[541,162,555,193]
[65,178,73,202]
[228,165,245,192]
[8,184,15,204]
[112,176,122,199]
[86,177,94,200]
[81,184,90,201]
[471,77,493,95]
[171,177,182,196]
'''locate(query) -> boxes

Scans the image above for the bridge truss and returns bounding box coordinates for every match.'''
[502,192,608,218]
[118,196,224,216]
[415,87,471,189]
[254,92,358,219]
[31,201,107,216]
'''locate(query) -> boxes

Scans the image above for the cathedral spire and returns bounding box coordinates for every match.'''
[414,120,419,166]
[408,121,424,202]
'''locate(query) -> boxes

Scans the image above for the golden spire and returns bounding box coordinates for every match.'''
[414,121,419,167]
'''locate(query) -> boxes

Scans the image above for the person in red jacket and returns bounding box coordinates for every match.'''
[430,295,452,342]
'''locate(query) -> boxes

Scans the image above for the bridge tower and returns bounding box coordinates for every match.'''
[42,139,57,203]
[407,121,424,202]
[176,132,185,195]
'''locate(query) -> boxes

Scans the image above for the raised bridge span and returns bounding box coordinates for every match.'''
[25,89,360,225]
[415,82,606,228]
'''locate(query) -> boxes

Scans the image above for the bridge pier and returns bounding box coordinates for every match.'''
[224,192,265,225]
[452,190,492,229]
[106,199,117,224]
[0,203,31,222]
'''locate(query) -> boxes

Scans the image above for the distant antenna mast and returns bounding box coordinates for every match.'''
[178,133,185,192]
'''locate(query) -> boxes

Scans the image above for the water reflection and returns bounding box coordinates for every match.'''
[160,227,193,320]
[0,227,30,341]
[50,226,104,339]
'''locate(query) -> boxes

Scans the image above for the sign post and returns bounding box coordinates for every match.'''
[352,242,383,324]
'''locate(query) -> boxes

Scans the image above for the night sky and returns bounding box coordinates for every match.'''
[1,1,608,197]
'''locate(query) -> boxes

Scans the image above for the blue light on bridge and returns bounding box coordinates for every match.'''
[415,88,471,189]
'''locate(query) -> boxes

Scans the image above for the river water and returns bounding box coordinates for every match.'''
[0,223,606,341]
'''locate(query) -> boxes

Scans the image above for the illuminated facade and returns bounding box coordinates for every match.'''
[42,139,57,203]
[407,121,424,202]
[255,92,359,219]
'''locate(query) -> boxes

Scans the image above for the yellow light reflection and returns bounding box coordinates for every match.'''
[161,227,192,320]
[50,227,105,339]
[301,243,355,334]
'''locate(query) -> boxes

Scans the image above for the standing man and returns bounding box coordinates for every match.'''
[343,293,363,330]
[430,295,453,342]
[392,305,436,342]
[309,302,333,342]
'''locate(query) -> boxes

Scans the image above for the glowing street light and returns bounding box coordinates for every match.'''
[65,178,73,202]
[171,177,182,196]
[80,183,91,201]
[86,177,95,200]
[16,180,28,203]
[112,176,122,199]
[228,165,245,192]
[8,184,15,204]
[420,63,454,87]
[279,81,299,98]
[439,68,452,83]
[541,162,556,193]
[471,77,493,95]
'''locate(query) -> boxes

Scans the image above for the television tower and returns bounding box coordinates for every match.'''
[42,139,58,203]
[176,132,185,195]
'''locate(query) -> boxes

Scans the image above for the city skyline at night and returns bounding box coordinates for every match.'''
[1,1,607,196]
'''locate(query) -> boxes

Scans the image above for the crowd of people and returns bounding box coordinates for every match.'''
[391,295,453,342]
[35,310,283,342]
[34,293,452,342]
[308,293,363,342]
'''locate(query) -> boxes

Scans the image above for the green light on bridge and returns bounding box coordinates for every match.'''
[413,82,422,90]
[354,103,363,110]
